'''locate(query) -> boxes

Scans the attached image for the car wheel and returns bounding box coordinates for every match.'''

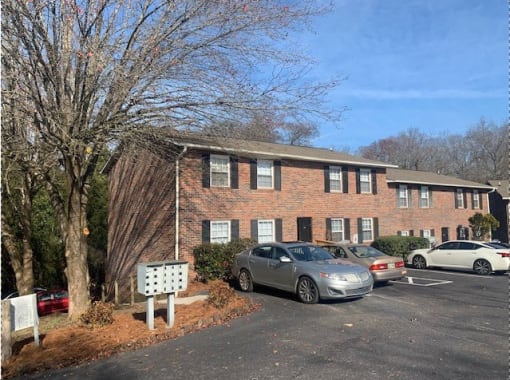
[473,259,492,275]
[296,276,319,304]
[412,255,427,269]
[238,269,253,292]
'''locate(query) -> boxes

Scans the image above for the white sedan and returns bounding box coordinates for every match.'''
[407,240,510,275]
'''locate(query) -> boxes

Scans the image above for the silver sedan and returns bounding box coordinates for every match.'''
[231,242,373,303]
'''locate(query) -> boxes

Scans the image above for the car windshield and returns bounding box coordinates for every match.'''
[349,245,385,258]
[288,245,334,261]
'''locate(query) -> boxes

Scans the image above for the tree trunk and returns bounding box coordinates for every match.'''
[1,211,35,296]
[64,188,90,320]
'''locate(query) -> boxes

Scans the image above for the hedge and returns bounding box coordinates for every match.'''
[193,238,257,281]
[371,236,430,260]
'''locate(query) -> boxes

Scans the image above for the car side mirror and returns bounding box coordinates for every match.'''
[279,256,292,263]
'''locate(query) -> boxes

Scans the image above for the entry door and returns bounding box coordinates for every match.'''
[297,217,312,242]
[441,227,449,242]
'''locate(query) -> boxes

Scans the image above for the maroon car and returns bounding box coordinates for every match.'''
[37,289,69,316]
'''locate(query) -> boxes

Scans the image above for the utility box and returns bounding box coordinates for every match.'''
[137,261,188,296]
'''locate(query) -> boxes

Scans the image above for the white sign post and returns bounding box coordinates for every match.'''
[9,294,40,346]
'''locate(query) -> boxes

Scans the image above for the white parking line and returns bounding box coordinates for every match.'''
[391,276,453,286]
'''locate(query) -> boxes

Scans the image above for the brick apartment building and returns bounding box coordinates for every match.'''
[105,133,494,295]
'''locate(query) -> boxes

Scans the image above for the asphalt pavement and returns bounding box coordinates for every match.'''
[20,269,509,380]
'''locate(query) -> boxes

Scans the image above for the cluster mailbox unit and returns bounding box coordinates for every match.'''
[137,260,188,329]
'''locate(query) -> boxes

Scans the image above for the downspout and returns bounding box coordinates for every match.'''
[486,188,495,241]
[175,146,188,261]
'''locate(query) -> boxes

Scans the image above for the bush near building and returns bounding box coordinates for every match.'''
[372,236,430,260]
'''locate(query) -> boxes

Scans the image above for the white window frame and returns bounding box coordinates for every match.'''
[361,218,373,242]
[257,159,274,189]
[360,169,371,194]
[473,190,480,209]
[331,218,344,241]
[419,186,430,208]
[422,229,431,238]
[398,185,408,208]
[329,166,342,192]
[400,230,410,237]
[258,219,275,243]
[210,220,231,243]
[456,189,464,208]
[210,154,230,187]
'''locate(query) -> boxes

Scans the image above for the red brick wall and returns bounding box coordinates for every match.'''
[177,150,489,260]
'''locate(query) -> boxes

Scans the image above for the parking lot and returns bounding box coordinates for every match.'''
[24,269,508,380]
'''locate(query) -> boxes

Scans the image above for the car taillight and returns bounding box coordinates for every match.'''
[395,261,405,268]
[498,252,510,258]
[369,263,388,271]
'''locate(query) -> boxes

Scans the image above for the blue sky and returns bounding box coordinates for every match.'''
[301,0,507,151]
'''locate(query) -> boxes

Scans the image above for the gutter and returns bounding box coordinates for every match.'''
[175,146,188,261]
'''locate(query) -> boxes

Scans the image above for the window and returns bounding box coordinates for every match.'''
[257,160,273,189]
[359,169,371,193]
[422,230,431,238]
[257,220,274,243]
[361,218,373,241]
[210,155,229,187]
[209,221,230,243]
[472,190,480,209]
[331,218,344,241]
[456,189,465,208]
[329,166,342,192]
[398,185,408,208]
[400,230,409,237]
[419,186,430,208]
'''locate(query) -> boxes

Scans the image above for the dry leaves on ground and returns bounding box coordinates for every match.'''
[2,280,259,379]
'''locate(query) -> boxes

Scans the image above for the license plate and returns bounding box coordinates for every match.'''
[388,263,395,269]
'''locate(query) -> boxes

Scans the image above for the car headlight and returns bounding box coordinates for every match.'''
[320,272,347,281]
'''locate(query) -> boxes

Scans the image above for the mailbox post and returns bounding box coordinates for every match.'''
[137,261,188,330]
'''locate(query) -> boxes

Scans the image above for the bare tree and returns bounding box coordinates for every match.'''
[2,0,338,319]
[359,121,507,183]
[359,128,433,170]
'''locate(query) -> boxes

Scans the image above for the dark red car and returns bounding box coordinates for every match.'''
[37,289,69,316]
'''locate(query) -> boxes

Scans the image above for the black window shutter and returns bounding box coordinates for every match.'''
[409,229,414,237]
[275,219,283,241]
[250,219,258,240]
[230,158,239,189]
[274,161,281,191]
[431,229,435,236]
[231,219,239,240]
[324,166,330,193]
[420,230,424,237]
[356,169,361,194]
[342,167,349,193]
[454,191,459,209]
[373,217,379,239]
[397,231,402,236]
[344,218,351,241]
[250,160,257,190]
[408,187,412,208]
[325,218,332,240]
[202,154,210,188]
[371,169,377,194]
[357,218,363,243]
[479,194,483,209]
[463,190,467,208]
[202,220,210,243]
[429,190,433,208]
